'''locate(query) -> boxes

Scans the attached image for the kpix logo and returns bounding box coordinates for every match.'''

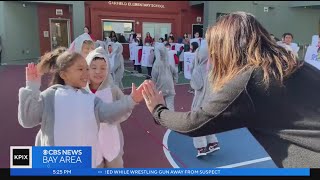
[13,149,29,165]
[10,146,32,168]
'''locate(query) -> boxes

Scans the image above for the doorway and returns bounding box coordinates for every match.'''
[192,24,203,38]
[49,18,71,50]
[142,22,171,42]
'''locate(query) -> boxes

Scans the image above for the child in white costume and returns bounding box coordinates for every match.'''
[18,51,143,168]
[106,42,118,81]
[190,40,220,157]
[95,40,107,49]
[304,35,320,69]
[69,33,95,58]
[152,43,178,111]
[85,47,129,167]
[113,42,125,90]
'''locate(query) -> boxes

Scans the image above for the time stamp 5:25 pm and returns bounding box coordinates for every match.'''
[52,169,72,175]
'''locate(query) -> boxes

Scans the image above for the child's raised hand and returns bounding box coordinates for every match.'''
[130,82,144,103]
[26,63,41,82]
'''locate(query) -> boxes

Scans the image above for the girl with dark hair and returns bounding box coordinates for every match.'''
[109,31,118,42]
[190,42,199,53]
[182,33,190,52]
[169,32,175,43]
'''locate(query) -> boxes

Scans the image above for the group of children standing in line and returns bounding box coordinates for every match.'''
[17,28,221,169]
[129,31,201,76]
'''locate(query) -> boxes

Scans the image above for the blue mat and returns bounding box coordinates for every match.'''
[166,128,278,168]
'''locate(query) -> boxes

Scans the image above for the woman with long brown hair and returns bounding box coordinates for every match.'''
[144,32,153,45]
[141,11,320,167]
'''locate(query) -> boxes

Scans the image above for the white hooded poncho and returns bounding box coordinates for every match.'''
[85,47,131,166]
[152,43,178,96]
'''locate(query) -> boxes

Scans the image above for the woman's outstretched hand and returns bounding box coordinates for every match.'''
[142,80,166,113]
[26,63,41,83]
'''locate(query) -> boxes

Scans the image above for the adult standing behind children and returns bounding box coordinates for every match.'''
[128,29,137,43]
[145,32,153,45]
[84,26,95,41]
[182,33,190,48]
[109,31,118,42]
[169,32,175,43]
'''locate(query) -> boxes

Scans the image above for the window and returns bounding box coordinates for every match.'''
[216,13,229,22]
[102,20,134,43]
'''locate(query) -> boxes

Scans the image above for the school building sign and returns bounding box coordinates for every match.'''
[107,1,165,9]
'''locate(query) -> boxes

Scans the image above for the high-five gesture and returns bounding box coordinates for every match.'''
[142,80,166,113]
[130,83,144,103]
[26,63,41,82]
